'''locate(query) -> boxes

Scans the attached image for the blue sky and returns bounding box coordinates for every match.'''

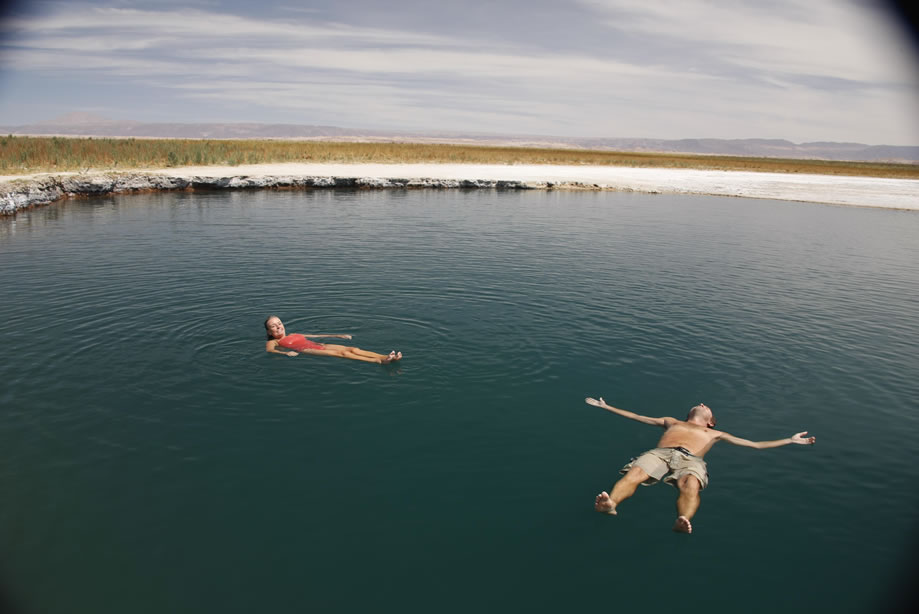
[1,0,917,145]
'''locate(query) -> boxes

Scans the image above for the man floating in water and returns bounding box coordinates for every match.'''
[586,397,815,534]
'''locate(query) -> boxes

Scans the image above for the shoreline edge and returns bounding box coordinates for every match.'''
[3,163,918,215]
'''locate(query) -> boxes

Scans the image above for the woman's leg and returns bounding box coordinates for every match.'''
[305,345,398,363]
[346,346,392,360]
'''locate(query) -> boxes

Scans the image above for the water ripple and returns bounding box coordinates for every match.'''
[2,189,919,614]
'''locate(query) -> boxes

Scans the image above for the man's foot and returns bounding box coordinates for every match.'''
[594,492,617,515]
[672,515,692,534]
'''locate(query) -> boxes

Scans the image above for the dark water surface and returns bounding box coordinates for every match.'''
[1,189,917,613]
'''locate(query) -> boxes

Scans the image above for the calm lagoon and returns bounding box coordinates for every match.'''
[1,189,917,613]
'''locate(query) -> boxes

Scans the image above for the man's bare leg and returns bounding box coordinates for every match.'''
[673,475,702,534]
[595,466,649,515]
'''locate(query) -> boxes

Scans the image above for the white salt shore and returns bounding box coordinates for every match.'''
[158,163,919,210]
[3,162,918,211]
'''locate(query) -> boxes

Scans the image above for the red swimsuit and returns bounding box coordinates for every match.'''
[277,334,326,351]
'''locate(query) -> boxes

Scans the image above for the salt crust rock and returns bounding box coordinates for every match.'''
[0,172,543,215]
[4,166,916,214]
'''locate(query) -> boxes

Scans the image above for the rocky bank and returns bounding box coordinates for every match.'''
[3,163,918,214]
[0,172,576,215]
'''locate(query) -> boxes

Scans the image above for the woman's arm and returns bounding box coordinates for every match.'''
[719,431,816,449]
[304,334,353,339]
[585,397,669,427]
[266,339,298,357]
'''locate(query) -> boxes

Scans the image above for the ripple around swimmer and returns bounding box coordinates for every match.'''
[3,189,919,614]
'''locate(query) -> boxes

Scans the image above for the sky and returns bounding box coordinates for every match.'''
[0,0,917,145]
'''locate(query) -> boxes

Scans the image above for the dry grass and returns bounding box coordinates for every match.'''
[2,135,917,179]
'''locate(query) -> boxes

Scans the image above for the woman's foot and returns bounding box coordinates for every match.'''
[381,351,402,364]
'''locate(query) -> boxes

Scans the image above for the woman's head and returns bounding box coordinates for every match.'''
[264,315,285,340]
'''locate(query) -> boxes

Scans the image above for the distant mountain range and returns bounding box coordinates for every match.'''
[3,112,917,163]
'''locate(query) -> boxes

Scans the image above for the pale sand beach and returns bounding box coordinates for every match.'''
[3,162,918,210]
[153,163,919,210]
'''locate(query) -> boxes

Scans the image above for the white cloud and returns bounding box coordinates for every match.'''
[577,0,917,85]
[4,6,457,47]
[0,0,916,143]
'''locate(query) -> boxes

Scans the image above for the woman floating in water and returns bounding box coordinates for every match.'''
[264,315,402,364]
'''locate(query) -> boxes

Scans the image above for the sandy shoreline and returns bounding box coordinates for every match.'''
[3,162,918,213]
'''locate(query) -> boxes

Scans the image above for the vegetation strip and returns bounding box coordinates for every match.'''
[2,136,917,179]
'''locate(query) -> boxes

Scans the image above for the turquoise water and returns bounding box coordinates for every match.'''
[1,189,917,613]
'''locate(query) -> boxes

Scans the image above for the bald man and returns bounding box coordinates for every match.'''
[587,398,816,534]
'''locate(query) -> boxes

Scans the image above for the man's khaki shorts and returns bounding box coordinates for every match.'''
[619,447,709,489]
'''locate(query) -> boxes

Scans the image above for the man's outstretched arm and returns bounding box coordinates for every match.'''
[719,431,816,449]
[585,397,669,427]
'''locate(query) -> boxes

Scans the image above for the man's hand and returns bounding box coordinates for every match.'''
[287,351,298,357]
[585,397,667,427]
[790,431,816,445]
